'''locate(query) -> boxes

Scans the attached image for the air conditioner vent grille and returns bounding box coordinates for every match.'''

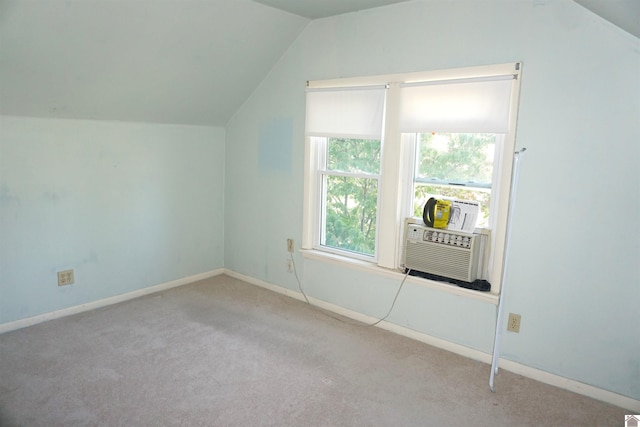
[404,223,480,282]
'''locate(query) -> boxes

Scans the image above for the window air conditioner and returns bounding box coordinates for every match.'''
[403,222,481,283]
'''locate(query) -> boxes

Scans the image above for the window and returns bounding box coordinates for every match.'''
[319,137,381,257]
[303,63,522,294]
[411,132,498,228]
[305,85,386,260]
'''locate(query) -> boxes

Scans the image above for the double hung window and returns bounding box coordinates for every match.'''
[399,74,514,233]
[303,63,522,293]
[318,137,381,257]
[305,86,386,260]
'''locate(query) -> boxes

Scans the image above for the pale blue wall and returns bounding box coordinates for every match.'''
[0,116,225,324]
[225,0,640,400]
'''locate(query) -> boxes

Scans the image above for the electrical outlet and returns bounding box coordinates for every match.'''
[286,258,294,273]
[507,313,521,333]
[287,238,294,253]
[57,269,74,286]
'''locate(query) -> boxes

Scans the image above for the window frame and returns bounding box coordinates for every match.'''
[303,63,522,295]
[408,132,505,228]
[315,136,382,261]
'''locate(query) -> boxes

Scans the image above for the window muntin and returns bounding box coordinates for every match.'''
[319,137,381,257]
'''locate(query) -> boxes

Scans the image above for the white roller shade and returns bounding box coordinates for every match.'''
[399,76,514,133]
[305,86,386,139]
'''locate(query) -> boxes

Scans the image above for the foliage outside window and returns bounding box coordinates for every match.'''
[321,138,380,256]
[413,133,496,228]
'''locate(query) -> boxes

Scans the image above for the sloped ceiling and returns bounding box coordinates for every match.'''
[0,0,637,127]
[0,0,308,126]
[573,0,640,39]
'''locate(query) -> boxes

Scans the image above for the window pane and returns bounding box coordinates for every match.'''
[416,133,495,185]
[322,175,377,256]
[327,138,381,174]
[413,184,490,228]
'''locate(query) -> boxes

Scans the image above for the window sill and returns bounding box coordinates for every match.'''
[300,248,499,305]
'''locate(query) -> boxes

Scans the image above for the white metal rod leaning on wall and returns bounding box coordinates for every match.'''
[490,147,527,392]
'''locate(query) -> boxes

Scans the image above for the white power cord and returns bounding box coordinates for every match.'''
[367,269,410,327]
[288,251,410,328]
[289,252,310,305]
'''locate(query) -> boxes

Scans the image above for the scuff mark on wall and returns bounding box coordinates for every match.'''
[0,185,20,207]
[42,191,62,203]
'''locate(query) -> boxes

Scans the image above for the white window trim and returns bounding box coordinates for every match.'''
[303,62,522,296]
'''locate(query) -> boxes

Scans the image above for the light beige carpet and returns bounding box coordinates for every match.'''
[0,275,629,426]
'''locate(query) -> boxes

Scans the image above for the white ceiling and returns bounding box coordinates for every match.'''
[0,0,637,127]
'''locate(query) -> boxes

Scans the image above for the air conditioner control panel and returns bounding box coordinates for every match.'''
[406,225,474,249]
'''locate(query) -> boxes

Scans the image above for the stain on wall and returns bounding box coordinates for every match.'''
[258,118,292,173]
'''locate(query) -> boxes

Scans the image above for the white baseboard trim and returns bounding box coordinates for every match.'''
[224,269,640,412]
[0,269,224,334]
[497,359,640,412]
[224,269,311,304]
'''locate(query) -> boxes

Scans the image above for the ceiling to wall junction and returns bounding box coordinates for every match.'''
[572,0,640,39]
[0,0,636,127]
[252,0,410,19]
